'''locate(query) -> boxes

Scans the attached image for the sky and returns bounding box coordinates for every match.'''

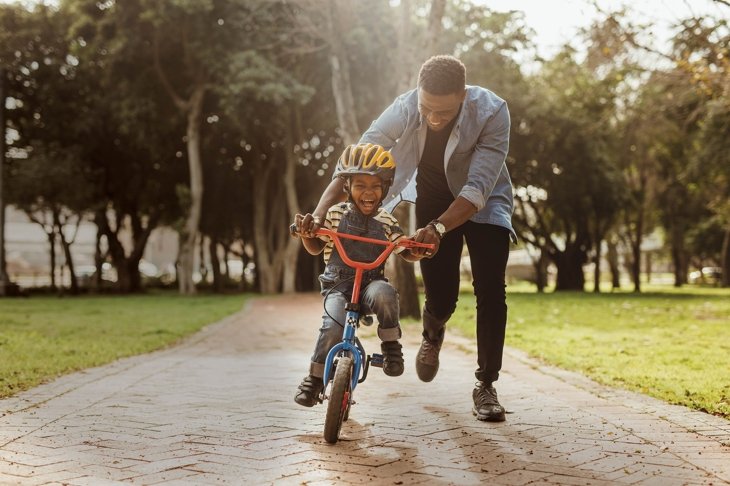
[485,0,727,58]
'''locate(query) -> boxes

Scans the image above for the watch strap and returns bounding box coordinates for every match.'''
[428,219,446,239]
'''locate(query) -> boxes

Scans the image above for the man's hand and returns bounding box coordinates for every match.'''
[294,213,323,239]
[411,225,441,258]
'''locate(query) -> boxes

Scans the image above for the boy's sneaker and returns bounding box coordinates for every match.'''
[472,381,506,422]
[415,335,442,382]
[294,375,324,407]
[381,341,404,377]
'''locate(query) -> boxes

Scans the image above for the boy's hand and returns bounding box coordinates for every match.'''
[294,213,323,238]
[411,226,441,258]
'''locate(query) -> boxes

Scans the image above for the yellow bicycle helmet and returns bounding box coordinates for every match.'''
[336,143,396,197]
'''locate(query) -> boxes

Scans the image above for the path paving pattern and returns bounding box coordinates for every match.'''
[1,294,729,485]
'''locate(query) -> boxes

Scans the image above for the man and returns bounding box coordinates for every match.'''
[300,55,514,422]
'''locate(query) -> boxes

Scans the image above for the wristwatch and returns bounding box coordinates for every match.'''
[428,219,446,239]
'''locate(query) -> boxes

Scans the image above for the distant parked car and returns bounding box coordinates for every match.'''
[688,266,723,285]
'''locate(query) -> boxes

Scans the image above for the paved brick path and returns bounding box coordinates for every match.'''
[1,294,729,485]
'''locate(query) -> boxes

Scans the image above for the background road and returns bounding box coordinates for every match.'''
[1,294,729,485]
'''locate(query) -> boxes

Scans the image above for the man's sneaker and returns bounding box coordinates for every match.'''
[381,341,404,377]
[294,375,323,407]
[472,381,506,422]
[415,336,442,382]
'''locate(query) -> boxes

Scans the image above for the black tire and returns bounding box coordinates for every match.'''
[323,356,353,444]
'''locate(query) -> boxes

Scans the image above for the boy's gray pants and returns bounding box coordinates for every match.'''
[309,279,401,378]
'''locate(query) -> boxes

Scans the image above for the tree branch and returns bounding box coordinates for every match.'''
[153,32,187,111]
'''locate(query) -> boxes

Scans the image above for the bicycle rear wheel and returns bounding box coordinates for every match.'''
[323,356,353,444]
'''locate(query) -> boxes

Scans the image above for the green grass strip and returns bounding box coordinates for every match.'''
[446,285,730,418]
[0,292,246,398]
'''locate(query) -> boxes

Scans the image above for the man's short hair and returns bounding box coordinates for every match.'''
[418,55,466,95]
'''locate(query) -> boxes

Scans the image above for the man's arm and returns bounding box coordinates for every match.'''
[458,102,510,212]
[360,94,409,148]
[411,196,477,258]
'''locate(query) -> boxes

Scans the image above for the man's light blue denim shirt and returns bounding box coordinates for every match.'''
[350,85,515,240]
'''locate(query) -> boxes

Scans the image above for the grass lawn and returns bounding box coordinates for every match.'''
[447,285,730,419]
[0,292,246,399]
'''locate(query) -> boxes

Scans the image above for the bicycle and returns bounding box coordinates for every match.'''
[290,224,434,443]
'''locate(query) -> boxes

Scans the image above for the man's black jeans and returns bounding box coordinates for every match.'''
[418,217,510,384]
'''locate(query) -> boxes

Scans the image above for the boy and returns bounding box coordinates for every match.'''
[292,143,423,407]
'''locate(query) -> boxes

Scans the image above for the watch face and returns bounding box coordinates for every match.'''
[434,222,446,236]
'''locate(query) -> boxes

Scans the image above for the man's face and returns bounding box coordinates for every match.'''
[418,88,465,132]
[348,174,384,215]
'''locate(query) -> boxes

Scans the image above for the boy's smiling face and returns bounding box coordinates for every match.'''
[348,174,384,215]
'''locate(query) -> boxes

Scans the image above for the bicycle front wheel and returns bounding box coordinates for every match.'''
[323,356,353,444]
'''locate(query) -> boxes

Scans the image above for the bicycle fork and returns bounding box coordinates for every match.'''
[323,305,364,396]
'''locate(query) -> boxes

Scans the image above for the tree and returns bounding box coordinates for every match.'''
[511,46,625,291]
[1,2,97,293]
[0,67,8,295]
[216,39,317,293]
[672,15,730,286]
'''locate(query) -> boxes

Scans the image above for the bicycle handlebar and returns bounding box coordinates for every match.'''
[289,224,434,271]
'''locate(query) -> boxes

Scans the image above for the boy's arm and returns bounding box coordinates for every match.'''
[293,212,329,255]
[301,235,325,255]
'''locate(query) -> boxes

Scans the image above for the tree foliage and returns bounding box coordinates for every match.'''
[2,0,728,295]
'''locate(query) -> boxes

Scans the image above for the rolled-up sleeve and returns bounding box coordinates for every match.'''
[458,102,510,211]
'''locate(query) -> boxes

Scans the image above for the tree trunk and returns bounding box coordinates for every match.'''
[553,246,585,291]
[281,109,303,293]
[96,209,157,293]
[325,0,360,145]
[199,236,208,284]
[252,160,281,294]
[210,237,222,293]
[116,259,142,294]
[0,67,9,296]
[645,251,652,284]
[93,222,104,292]
[54,210,83,295]
[631,239,641,293]
[391,204,421,319]
[670,225,688,288]
[57,226,79,295]
[593,239,602,293]
[607,238,621,290]
[48,231,57,291]
[178,84,206,295]
[534,251,549,293]
[721,225,730,288]
[396,0,416,91]
[671,248,688,287]
[223,247,230,283]
[426,0,447,54]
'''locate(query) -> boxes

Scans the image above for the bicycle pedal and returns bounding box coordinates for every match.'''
[370,353,384,368]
